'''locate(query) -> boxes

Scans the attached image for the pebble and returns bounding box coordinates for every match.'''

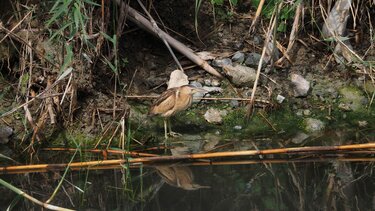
[304,118,325,133]
[276,94,285,103]
[303,109,311,116]
[231,51,245,63]
[233,125,242,130]
[212,58,232,67]
[204,108,228,124]
[230,100,239,108]
[290,73,310,97]
[222,64,256,86]
[211,79,221,87]
[0,126,13,144]
[244,52,262,67]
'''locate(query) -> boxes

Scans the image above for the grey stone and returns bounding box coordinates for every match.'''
[223,64,256,86]
[244,53,262,67]
[304,118,325,133]
[233,41,244,49]
[253,35,261,45]
[230,100,239,108]
[212,58,232,67]
[202,86,223,93]
[0,126,13,144]
[204,108,228,124]
[232,51,245,63]
[291,73,311,97]
[234,125,242,130]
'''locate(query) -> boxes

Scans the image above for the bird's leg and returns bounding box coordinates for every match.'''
[164,119,168,139]
[168,119,182,137]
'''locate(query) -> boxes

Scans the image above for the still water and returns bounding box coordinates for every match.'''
[0,129,374,210]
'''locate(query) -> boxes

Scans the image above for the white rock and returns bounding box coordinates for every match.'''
[276,94,285,103]
[204,108,227,124]
[290,73,310,97]
[223,64,256,86]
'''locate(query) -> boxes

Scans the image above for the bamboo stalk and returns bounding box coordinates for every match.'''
[129,142,375,162]
[2,156,375,175]
[1,143,374,174]
[42,147,158,157]
[124,95,271,103]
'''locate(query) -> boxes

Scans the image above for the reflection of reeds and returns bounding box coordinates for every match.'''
[0,178,74,211]
[2,142,375,174]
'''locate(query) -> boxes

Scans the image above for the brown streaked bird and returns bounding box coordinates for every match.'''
[149,85,207,139]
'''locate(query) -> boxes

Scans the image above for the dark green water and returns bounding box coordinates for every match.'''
[0,128,374,210]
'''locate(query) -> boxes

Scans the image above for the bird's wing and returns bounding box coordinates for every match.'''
[149,88,177,116]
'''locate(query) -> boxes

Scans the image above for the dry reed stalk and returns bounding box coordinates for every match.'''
[42,147,158,157]
[2,143,375,174]
[249,0,265,33]
[246,2,282,119]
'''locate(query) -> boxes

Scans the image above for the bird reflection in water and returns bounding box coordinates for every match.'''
[155,165,210,190]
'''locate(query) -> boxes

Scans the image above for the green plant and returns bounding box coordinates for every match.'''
[251,0,299,32]
[46,0,99,41]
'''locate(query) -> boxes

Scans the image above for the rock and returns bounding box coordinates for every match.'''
[231,51,245,63]
[202,86,223,93]
[190,81,203,88]
[0,126,13,144]
[223,64,256,86]
[196,51,216,60]
[230,100,239,108]
[339,87,367,111]
[204,79,212,86]
[212,58,232,67]
[211,79,221,87]
[276,94,285,103]
[253,35,262,45]
[191,81,205,103]
[204,108,228,124]
[291,132,310,144]
[233,41,244,50]
[233,125,242,130]
[304,118,325,133]
[303,109,311,116]
[291,73,310,97]
[338,102,351,111]
[244,52,262,67]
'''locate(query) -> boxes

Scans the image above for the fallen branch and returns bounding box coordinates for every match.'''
[120,2,223,78]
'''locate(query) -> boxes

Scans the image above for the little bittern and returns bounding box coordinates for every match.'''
[149,85,207,139]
